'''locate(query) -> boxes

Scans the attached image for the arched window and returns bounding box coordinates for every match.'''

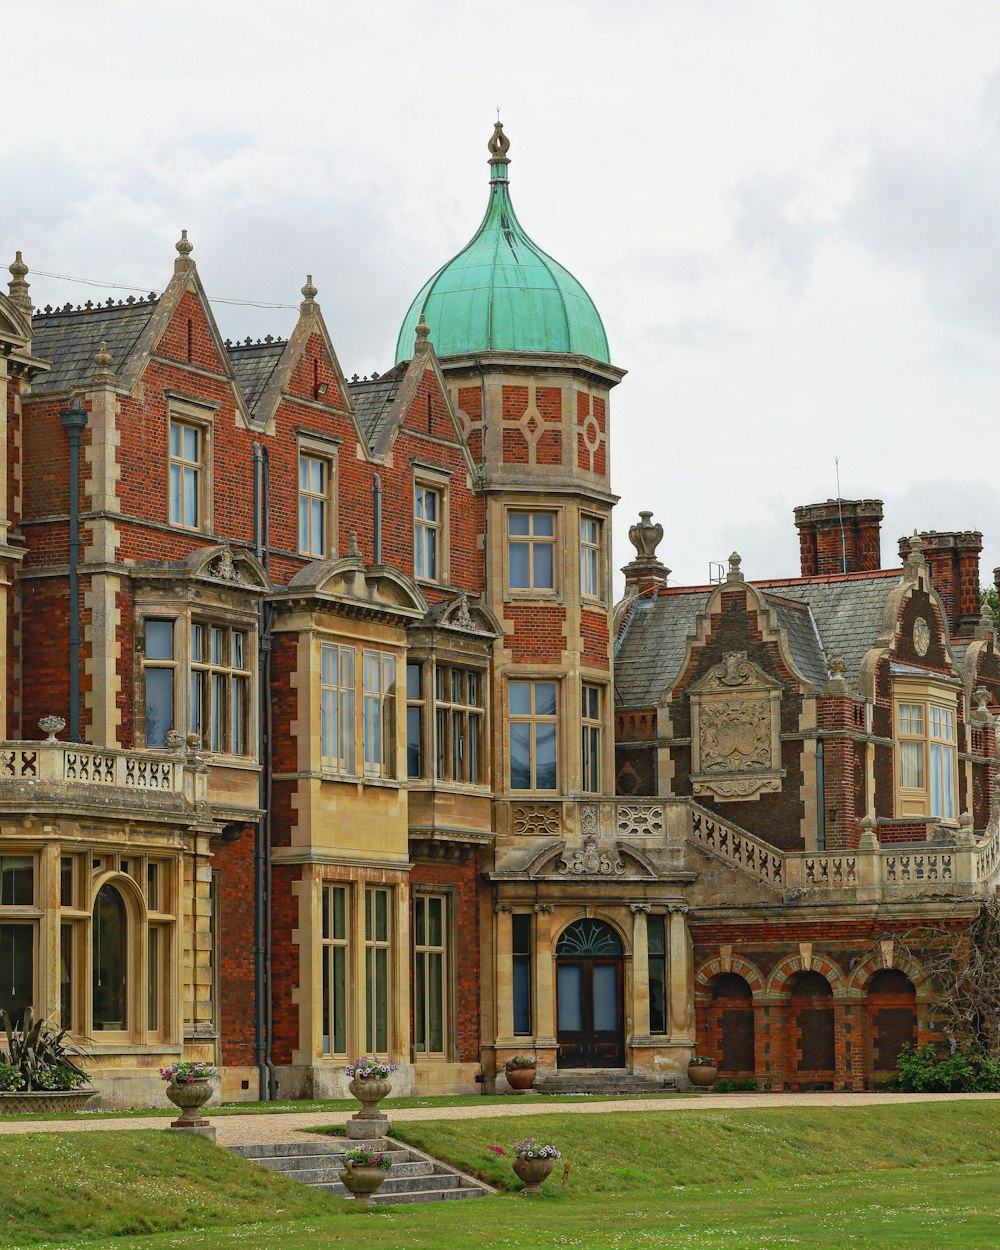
[93,883,128,1032]
[867,969,917,1075]
[710,973,755,1075]
[556,918,623,957]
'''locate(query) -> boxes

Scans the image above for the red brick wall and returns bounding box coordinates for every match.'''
[410,855,481,1064]
[505,604,567,664]
[213,834,257,1067]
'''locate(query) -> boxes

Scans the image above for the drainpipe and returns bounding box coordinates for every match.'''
[372,472,382,564]
[816,739,826,852]
[61,400,89,742]
[252,444,277,1099]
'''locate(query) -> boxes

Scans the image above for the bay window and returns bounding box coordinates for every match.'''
[434,665,484,785]
[321,644,356,773]
[363,652,397,779]
[509,680,558,791]
[896,688,958,819]
[508,512,555,591]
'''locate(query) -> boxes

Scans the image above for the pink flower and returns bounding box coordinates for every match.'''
[487,1145,507,1156]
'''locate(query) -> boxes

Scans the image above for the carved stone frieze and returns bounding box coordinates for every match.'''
[558,836,625,877]
[689,650,784,803]
[511,804,562,837]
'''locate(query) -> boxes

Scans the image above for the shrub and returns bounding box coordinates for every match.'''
[714,1078,758,1092]
[33,1066,88,1091]
[0,1063,24,1092]
[0,1009,90,1091]
[894,1042,1000,1093]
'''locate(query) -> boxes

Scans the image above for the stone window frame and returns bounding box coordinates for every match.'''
[134,601,259,761]
[320,881,352,1058]
[364,884,394,1055]
[581,681,604,794]
[893,676,961,822]
[507,675,561,794]
[411,887,456,1061]
[296,431,340,560]
[579,512,604,603]
[0,850,38,1030]
[166,397,215,534]
[505,507,559,597]
[412,462,451,586]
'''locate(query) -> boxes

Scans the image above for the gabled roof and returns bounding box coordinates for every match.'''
[614,569,903,708]
[226,340,287,416]
[348,367,405,448]
[30,298,159,394]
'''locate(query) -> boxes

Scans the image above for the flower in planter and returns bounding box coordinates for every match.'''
[342,1148,393,1170]
[688,1056,717,1066]
[504,1055,537,1069]
[159,1061,217,1083]
[344,1056,401,1080]
[511,1136,562,1160]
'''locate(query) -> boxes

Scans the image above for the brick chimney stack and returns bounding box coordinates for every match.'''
[794,499,883,577]
[898,530,984,639]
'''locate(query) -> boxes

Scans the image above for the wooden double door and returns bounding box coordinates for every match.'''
[555,919,626,1068]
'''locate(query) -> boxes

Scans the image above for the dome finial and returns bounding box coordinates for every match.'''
[301,274,318,311]
[488,120,510,181]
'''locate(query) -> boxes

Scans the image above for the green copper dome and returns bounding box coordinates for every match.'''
[395,124,610,364]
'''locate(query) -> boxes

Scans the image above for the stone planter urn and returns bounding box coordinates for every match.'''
[513,1154,555,1195]
[687,1059,718,1088]
[348,1076,392,1120]
[166,1076,214,1129]
[0,1088,96,1115]
[505,1063,537,1091]
[339,1159,388,1206]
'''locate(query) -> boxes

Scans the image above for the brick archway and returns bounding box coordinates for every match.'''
[766,951,847,999]
[695,954,766,998]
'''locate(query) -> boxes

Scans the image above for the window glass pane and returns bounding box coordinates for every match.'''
[414,896,425,946]
[333,946,347,1054]
[647,915,665,956]
[232,632,245,670]
[183,468,198,527]
[0,925,33,1026]
[557,963,583,1031]
[649,958,667,1034]
[92,884,127,1031]
[508,513,530,536]
[428,897,443,947]
[508,543,530,588]
[375,889,388,942]
[509,682,532,716]
[146,862,160,911]
[534,513,554,536]
[414,949,426,1052]
[406,662,421,699]
[428,952,443,1052]
[535,683,557,716]
[190,623,204,661]
[190,671,204,738]
[60,857,74,908]
[145,668,173,748]
[469,716,482,784]
[231,677,248,755]
[182,425,199,461]
[406,706,422,778]
[169,423,181,457]
[900,740,924,789]
[147,926,159,1032]
[592,963,619,1032]
[60,922,73,1028]
[374,947,388,1052]
[0,856,33,907]
[211,673,225,753]
[512,914,532,955]
[513,961,531,1035]
[535,722,557,789]
[510,723,532,790]
[211,627,225,666]
[145,620,174,660]
[534,541,554,588]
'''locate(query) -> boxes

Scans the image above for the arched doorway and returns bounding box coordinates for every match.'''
[866,970,916,1081]
[93,882,128,1033]
[711,973,755,1076]
[789,970,834,1089]
[556,919,625,1068]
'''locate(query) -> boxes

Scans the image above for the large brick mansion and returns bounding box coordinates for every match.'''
[0,125,997,1104]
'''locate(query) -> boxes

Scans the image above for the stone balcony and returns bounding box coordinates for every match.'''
[494,794,1000,903]
[0,739,207,826]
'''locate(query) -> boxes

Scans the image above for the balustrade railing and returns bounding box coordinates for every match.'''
[0,741,185,794]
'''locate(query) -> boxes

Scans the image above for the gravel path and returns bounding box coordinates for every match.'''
[0,1090,997,1146]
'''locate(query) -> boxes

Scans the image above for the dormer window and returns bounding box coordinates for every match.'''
[895,686,958,820]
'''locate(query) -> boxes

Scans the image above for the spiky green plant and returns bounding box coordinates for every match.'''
[0,1008,90,1090]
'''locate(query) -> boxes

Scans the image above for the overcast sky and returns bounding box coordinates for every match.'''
[7,1,1000,596]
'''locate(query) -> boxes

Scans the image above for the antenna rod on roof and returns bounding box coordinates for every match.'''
[835,456,847,575]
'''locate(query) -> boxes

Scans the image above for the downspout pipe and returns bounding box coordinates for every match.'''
[252,443,267,1100]
[816,739,826,852]
[60,400,89,742]
[260,445,277,1100]
[372,472,382,565]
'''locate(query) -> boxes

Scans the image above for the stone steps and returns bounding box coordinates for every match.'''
[230,1136,493,1206]
[534,1069,678,1096]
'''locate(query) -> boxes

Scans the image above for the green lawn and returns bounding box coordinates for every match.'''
[5,1101,1000,1250]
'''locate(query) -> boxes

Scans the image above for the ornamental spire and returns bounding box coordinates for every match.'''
[488,120,510,182]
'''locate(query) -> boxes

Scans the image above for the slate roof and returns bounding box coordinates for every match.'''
[348,366,405,446]
[615,570,902,708]
[30,298,159,393]
[227,341,285,415]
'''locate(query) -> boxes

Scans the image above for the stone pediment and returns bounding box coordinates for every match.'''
[286,553,427,619]
[689,651,784,802]
[135,544,272,592]
[525,837,658,881]
[423,592,503,637]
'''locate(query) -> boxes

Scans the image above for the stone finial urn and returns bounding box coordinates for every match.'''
[339,1158,388,1206]
[348,1076,392,1120]
[166,1076,214,1129]
[628,511,663,560]
[39,716,66,744]
[513,1154,555,1195]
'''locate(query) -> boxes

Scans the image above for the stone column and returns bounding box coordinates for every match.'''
[533,904,557,1063]
[494,904,514,1042]
[630,904,650,1038]
[668,905,693,1042]
[38,840,61,1023]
